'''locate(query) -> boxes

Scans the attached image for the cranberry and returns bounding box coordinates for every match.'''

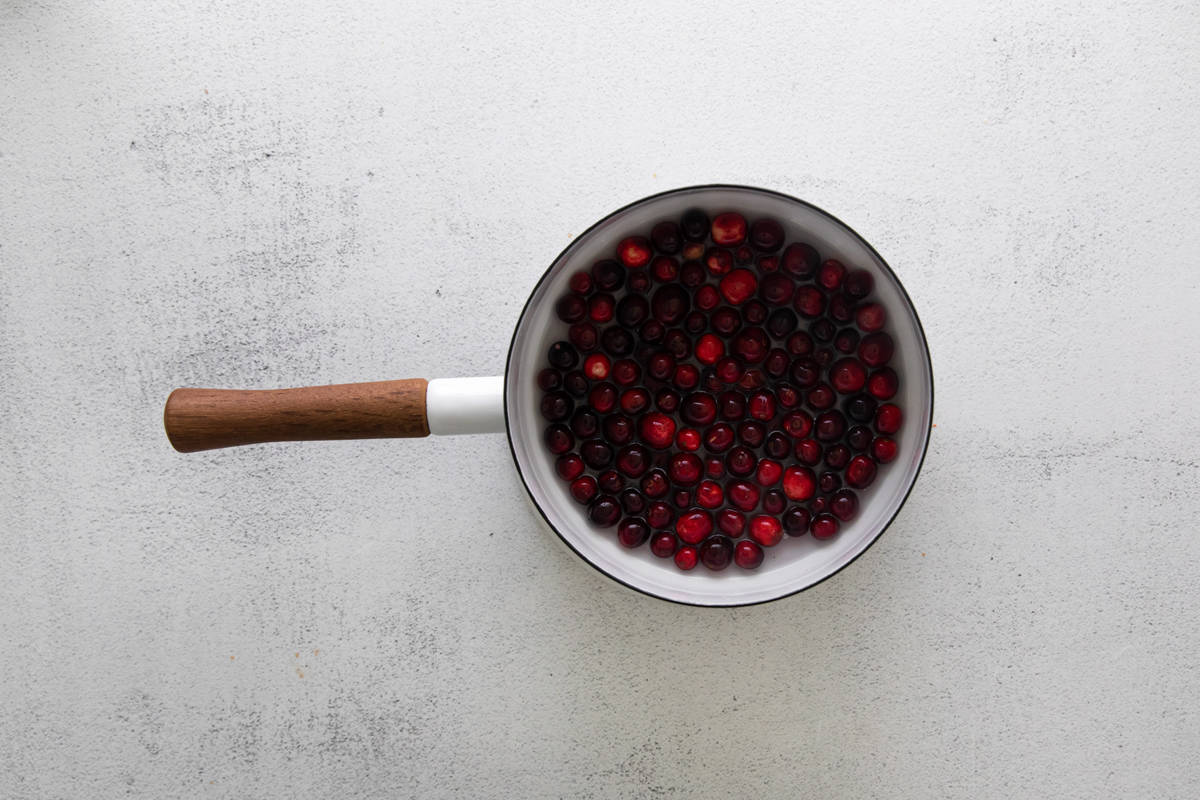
[711,307,741,336]
[732,327,769,363]
[651,284,690,324]
[783,506,811,536]
[668,452,703,486]
[715,357,743,385]
[856,302,886,332]
[651,256,679,283]
[641,469,669,498]
[618,488,646,515]
[628,272,650,293]
[858,332,895,367]
[656,388,681,413]
[831,489,859,522]
[767,310,798,342]
[845,393,878,423]
[547,341,578,370]
[646,352,675,381]
[834,328,860,354]
[818,470,842,493]
[614,294,649,328]
[639,319,665,343]
[569,271,592,294]
[844,269,874,299]
[828,293,854,323]
[674,546,699,570]
[759,273,795,307]
[781,409,813,438]
[748,218,784,252]
[602,327,634,357]
[705,247,733,275]
[580,439,613,469]
[781,240,818,275]
[568,323,598,352]
[637,412,675,450]
[711,212,747,246]
[733,245,752,265]
[726,446,757,477]
[838,453,876,491]
[818,259,846,290]
[875,403,903,434]
[811,496,829,514]
[782,466,816,501]
[786,330,813,356]
[776,383,800,408]
[682,392,718,426]
[831,358,868,393]
[619,388,650,415]
[649,220,682,254]
[588,293,615,323]
[617,517,650,547]
[588,495,621,527]
[693,333,725,365]
[570,475,598,504]
[867,367,899,400]
[765,432,791,459]
[717,390,745,421]
[738,369,766,391]
[611,359,640,386]
[696,480,724,509]
[672,489,692,509]
[675,509,714,544]
[743,300,768,325]
[717,508,746,537]
[810,319,835,343]
[727,480,760,512]
[598,469,625,493]
[749,515,783,547]
[747,390,776,421]
[763,489,786,514]
[811,513,839,539]
[758,255,779,272]
[793,287,824,318]
[544,424,574,454]
[647,502,674,529]
[537,368,561,392]
[815,410,847,442]
[649,531,678,557]
[738,420,766,448]
[695,285,720,311]
[846,426,873,452]
[789,357,820,388]
[680,260,706,287]
[563,371,589,397]
[795,438,822,465]
[570,409,599,438]
[699,535,734,570]
[680,208,709,240]
[703,423,735,452]
[603,415,634,445]
[540,391,573,422]
[583,353,610,380]
[719,269,758,305]
[872,436,898,463]
[556,293,587,323]
[615,444,651,477]
[705,456,725,478]
[556,453,585,481]
[591,260,624,291]
[734,539,764,569]
[670,364,697,390]
[764,349,789,378]
[682,243,705,260]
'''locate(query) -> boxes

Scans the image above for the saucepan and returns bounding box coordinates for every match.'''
[165,184,933,606]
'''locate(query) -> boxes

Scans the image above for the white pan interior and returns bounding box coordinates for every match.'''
[505,185,933,606]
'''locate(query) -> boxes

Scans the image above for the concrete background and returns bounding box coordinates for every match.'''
[2,1,1198,797]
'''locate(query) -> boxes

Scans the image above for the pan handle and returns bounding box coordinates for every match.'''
[164,376,505,452]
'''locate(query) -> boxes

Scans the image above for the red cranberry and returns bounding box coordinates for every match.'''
[776,383,800,408]
[759,273,795,306]
[818,259,846,290]
[556,293,587,323]
[588,495,621,527]
[598,469,625,493]
[680,208,709,240]
[649,531,678,557]
[748,218,784,252]
[810,319,835,343]
[647,502,674,529]
[815,410,847,442]
[858,332,894,367]
[672,489,692,509]
[795,438,822,466]
[695,284,720,310]
[867,367,899,400]
[811,513,839,539]
[726,446,757,477]
[793,286,825,317]
[828,293,854,323]
[650,221,682,254]
[540,391,573,422]
[544,424,574,454]
[705,456,725,478]
[555,453,584,481]
[831,489,859,522]
[619,488,647,515]
[845,393,878,423]
[619,388,650,415]
[676,428,701,451]
[639,319,665,343]
[694,333,724,365]
[641,469,669,498]
[591,259,624,291]
[781,409,813,438]
[711,212,747,246]
[711,307,741,336]
[696,480,724,509]
[675,509,714,544]
[580,439,613,469]
[764,348,790,378]
[583,353,610,380]
[834,328,860,354]
[628,271,650,293]
[782,466,816,500]
[781,242,819,277]
[587,293,615,323]
[758,255,779,272]
[570,476,598,504]
[569,271,592,294]
[746,390,775,421]
[765,432,791,459]
[603,415,634,445]
[755,459,783,486]
[639,412,676,450]
[738,420,766,448]
[734,539,764,569]
[699,535,734,570]
[738,368,766,391]
[818,470,842,493]
[749,515,783,547]
[656,388,681,413]
[743,300,768,324]
[650,284,690,324]
[831,358,868,393]
[846,455,878,488]
[875,403,903,434]
[537,368,561,391]
[680,260,706,287]
[615,444,651,477]
[682,393,718,426]
[732,327,769,363]
[783,506,811,536]
[670,364,697,391]
[727,480,760,512]
[872,436,898,463]
[646,352,675,381]
[786,330,814,356]
[846,425,873,452]
[682,242,705,260]
[717,508,746,537]
[789,357,820,388]
[651,256,679,283]
[674,546,699,570]
[715,357,743,385]
[617,517,650,547]
[668,453,703,486]
[856,302,886,332]
[705,247,733,275]
[719,269,758,305]
[570,409,599,438]
[611,359,640,386]
[844,269,874,299]
[703,423,735,452]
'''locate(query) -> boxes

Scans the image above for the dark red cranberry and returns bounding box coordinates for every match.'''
[810,318,835,343]
[726,446,757,477]
[619,489,647,516]
[831,358,868,394]
[611,359,640,386]
[639,319,665,343]
[834,328,860,354]
[814,347,834,367]
[783,506,811,536]
[748,515,783,547]
[844,269,874,299]
[717,508,746,537]
[601,327,634,357]
[759,490,782,515]
[875,403,903,434]
[815,410,847,442]
[828,293,854,323]
[537,368,561,392]
[603,414,634,445]
[818,259,846,290]
[556,293,587,323]
[591,260,624,291]
[789,357,820,388]
[856,302,886,332]
[641,469,669,498]
[703,423,735,453]
[614,294,649,328]
[844,393,877,423]
[738,420,766,448]
[649,531,678,557]
[872,436,898,463]
[743,300,768,325]
[672,489,691,509]
[767,309,798,341]
[676,428,701,451]
[680,260,706,287]
[831,489,859,522]
[598,469,624,493]
[651,256,679,283]
[588,293,615,323]
[684,311,707,335]
[711,212,747,246]
[795,438,822,466]
[781,242,819,277]
[569,271,592,294]
[794,287,824,318]
[619,388,650,415]
[746,391,776,421]
[681,208,709,241]
[738,368,766,390]
[699,367,721,393]
[628,271,650,293]
[656,388,681,413]
[777,383,800,409]
[764,348,790,378]
[668,452,703,486]
[748,218,784,252]
[555,453,584,481]
[846,455,878,488]
[539,391,573,422]
[705,247,733,276]
[734,539,764,569]
[759,256,780,273]
[650,221,682,254]
[547,341,578,369]
[867,367,899,400]
[782,466,816,500]
[711,360,739,388]
[544,424,574,454]
[588,495,621,527]
[696,480,724,509]
[812,497,829,513]
[719,269,758,305]
[580,439,613,469]
[708,392,738,423]
[786,330,814,356]
[647,502,674,529]
[727,480,760,512]
[734,245,754,264]
[759,273,795,307]
[819,470,842,493]
[807,384,834,412]
[859,332,895,367]
[699,535,734,570]
[646,352,675,381]
[695,285,720,311]
[765,432,790,459]
[682,392,718,426]
[846,425,873,452]
[570,475,598,504]
[707,307,737,337]
[650,284,690,325]
[675,509,713,544]
[811,513,839,539]
[732,327,769,363]
[781,409,813,439]
[668,365,696,391]
[617,517,650,547]
[583,353,610,381]
[616,444,651,477]
[570,408,599,438]
[674,546,699,570]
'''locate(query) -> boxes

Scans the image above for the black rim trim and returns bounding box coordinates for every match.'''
[503,184,935,608]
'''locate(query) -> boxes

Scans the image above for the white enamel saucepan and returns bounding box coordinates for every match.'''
[165,185,934,606]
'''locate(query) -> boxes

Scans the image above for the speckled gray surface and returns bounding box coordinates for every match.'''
[2,1,1199,797]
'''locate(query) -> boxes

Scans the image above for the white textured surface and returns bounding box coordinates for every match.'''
[2,1,1198,797]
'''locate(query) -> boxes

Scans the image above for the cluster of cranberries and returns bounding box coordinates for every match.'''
[537,209,902,572]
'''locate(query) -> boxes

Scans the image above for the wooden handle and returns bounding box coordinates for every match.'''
[164,379,429,452]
